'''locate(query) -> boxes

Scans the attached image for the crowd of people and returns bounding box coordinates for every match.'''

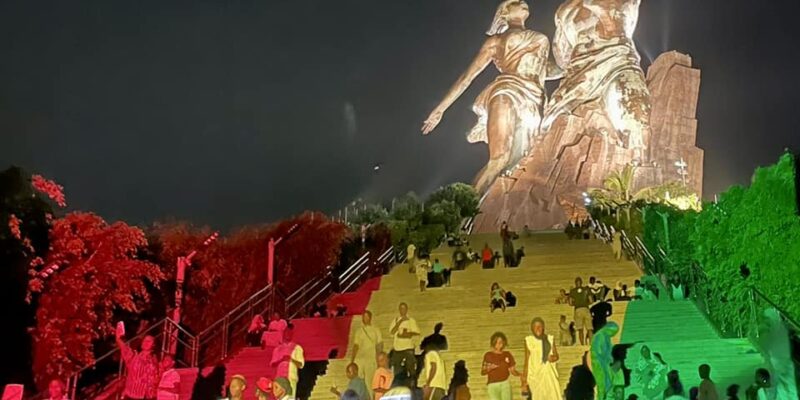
[329,302,568,400]
[83,220,783,400]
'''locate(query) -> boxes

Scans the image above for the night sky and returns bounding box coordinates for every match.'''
[2,1,799,229]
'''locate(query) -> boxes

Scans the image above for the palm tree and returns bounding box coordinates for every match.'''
[589,164,642,223]
[589,164,698,224]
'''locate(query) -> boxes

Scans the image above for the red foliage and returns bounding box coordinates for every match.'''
[8,213,22,239]
[31,212,163,386]
[149,212,349,333]
[31,175,66,208]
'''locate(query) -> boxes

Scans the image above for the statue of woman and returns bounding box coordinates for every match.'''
[543,0,651,162]
[422,0,550,194]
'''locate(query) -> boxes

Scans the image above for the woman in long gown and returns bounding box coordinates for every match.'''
[351,310,383,396]
[523,317,561,400]
[422,0,550,194]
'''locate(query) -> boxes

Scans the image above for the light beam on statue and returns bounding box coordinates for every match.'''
[421,0,704,232]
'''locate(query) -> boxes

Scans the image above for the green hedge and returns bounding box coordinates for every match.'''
[641,152,800,334]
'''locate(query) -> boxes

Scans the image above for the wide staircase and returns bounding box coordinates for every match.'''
[620,299,764,397]
[310,231,642,399]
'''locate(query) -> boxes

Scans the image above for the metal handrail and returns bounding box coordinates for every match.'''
[594,219,799,344]
[57,245,398,399]
[64,318,193,400]
[197,284,273,338]
[752,287,800,331]
[339,253,370,282]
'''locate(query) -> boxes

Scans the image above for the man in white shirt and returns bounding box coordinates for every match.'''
[270,324,305,397]
[389,303,420,379]
[419,349,447,400]
[156,355,180,400]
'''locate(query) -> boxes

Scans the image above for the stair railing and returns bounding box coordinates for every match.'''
[58,246,397,399]
[63,318,194,400]
[193,283,276,367]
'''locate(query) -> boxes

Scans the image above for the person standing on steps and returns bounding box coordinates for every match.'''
[372,352,394,400]
[407,243,417,273]
[448,360,472,400]
[569,277,592,345]
[697,364,719,400]
[416,257,431,292]
[270,324,305,397]
[390,303,421,380]
[419,341,448,400]
[116,324,160,400]
[482,332,520,400]
[352,310,383,395]
[522,317,561,400]
[590,299,613,332]
[590,321,619,400]
[330,363,370,400]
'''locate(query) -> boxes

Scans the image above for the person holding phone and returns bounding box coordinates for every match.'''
[116,323,160,400]
[389,303,420,379]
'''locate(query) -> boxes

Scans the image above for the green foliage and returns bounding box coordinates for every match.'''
[390,192,423,229]
[408,223,446,254]
[426,183,480,218]
[423,200,461,234]
[386,220,409,248]
[351,204,390,226]
[379,183,477,254]
[641,152,800,335]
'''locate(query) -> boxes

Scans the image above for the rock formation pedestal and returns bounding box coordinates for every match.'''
[472,51,704,233]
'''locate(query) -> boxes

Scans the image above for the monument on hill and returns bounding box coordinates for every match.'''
[422,0,703,232]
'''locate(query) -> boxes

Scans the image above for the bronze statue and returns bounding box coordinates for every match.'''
[543,0,651,162]
[422,0,550,194]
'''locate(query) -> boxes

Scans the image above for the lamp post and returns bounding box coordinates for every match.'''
[267,225,300,306]
[170,232,218,354]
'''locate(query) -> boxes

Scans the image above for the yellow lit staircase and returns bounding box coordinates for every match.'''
[309,232,641,399]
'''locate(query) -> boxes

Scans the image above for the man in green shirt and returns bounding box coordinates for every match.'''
[432,259,445,287]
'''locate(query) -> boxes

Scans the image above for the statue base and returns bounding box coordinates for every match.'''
[472,51,704,233]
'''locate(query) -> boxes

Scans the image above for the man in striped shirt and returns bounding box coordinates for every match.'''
[116,326,160,400]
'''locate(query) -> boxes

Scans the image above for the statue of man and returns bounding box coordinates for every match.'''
[422,0,550,194]
[543,0,651,162]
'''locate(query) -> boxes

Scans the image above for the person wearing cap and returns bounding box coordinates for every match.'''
[224,375,246,400]
[255,377,272,400]
[272,377,293,400]
[270,324,305,396]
